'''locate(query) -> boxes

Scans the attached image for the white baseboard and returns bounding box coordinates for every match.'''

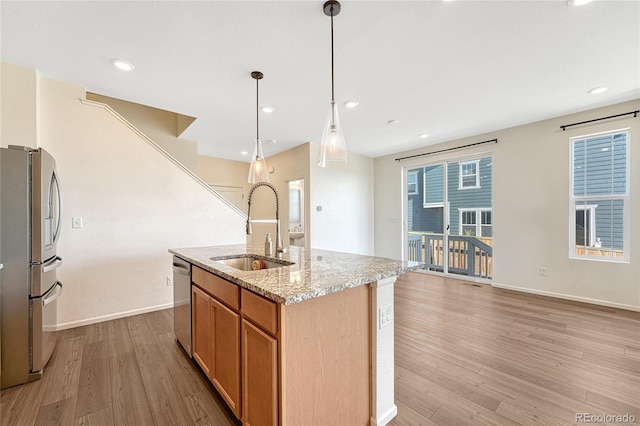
[54,302,174,331]
[491,282,640,312]
[371,405,398,426]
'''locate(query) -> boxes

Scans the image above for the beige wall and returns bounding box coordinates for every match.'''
[310,142,375,255]
[375,99,640,310]
[197,155,250,187]
[197,155,251,214]
[2,62,245,328]
[198,142,376,256]
[1,63,38,147]
[87,93,198,172]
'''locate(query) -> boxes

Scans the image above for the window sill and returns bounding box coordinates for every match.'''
[569,255,630,264]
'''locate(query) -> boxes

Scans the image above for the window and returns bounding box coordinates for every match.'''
[407,171,418,195]
[459,160,480,189]
[481,210,492,237]
[570,130,629,261]
[460,208,492,237]
[461,210,476,235]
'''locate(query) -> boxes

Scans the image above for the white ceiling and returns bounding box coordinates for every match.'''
[2,1,639,162]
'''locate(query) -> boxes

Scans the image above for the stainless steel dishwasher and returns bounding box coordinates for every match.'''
[172,256,192,356]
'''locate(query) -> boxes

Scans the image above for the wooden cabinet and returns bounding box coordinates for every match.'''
[192,267,241,418]
[241,319,278,426]
[190,265,370,426]
[241,288,278,335]
[210,297,241,416]
[192,266,279,425]
[191,285,212,377]
[193,266,239,310]
[240,288,279,425]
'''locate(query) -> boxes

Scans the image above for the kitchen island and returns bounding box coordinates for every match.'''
[169,244,421,426]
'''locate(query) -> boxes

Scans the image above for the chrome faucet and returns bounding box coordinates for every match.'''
[246,182,286,258]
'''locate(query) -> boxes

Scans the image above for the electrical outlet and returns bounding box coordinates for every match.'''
[166,276,173,286]
[538,266,548,277]
[379,305,392,329]
[72,217,83,229]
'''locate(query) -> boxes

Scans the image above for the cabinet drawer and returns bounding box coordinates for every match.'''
[241,289,278,335]
[193,266,239,311]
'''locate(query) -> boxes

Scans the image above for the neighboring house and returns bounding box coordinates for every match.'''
[407,157,493,238]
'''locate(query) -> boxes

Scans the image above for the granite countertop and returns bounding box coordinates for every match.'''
[169,244,423,305]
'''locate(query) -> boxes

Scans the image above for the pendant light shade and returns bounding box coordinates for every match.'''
[318,0,349,168]
[248,71,270,183]
[248,138,269,183]
[318,100,348,167]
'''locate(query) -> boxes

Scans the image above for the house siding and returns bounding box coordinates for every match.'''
[448,157,492,235]
[407,156,492,235]
[407,165,443,233]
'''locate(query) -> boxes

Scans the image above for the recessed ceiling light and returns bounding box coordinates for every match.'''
[111,58,135,71]
[568,0,593,6]
[588,86,608,94]
[344,100,359,108]
[387,119,399,125]
[269,139,277,144]
[241,151,248,155]
[261,106,274,113]
[419,133,429,139]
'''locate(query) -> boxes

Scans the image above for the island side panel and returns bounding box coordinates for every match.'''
[281,284,370,426]
[370,277,398,426]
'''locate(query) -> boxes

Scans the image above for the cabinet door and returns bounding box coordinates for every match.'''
[242,320,278,426]
[191,285,212,376]
[211,297,241,417]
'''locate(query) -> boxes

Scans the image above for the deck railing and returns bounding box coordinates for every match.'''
[408,233,493,279]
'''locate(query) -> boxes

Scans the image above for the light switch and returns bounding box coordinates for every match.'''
[72,217,83,229]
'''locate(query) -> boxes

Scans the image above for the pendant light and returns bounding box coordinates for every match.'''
[318,0,349,168]
[248,71,270,183]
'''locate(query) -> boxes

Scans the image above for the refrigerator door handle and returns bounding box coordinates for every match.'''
[51,169,63,246]
[42,256,63,273]
[43,282,63,306]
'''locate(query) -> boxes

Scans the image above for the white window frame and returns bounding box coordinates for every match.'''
[569,129,630,263]
[407,170,419,195]
[459,160,480,189]
[574,204,597,247]
[459,208,492,237]
[424,202,445,208]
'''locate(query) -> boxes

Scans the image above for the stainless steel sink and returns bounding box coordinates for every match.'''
[211,255,293,271]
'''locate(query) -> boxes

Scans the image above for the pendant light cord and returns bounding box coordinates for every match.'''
[330,9,335,103]
[256,77,259,141]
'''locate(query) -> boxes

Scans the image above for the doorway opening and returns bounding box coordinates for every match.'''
[287,179,305,248]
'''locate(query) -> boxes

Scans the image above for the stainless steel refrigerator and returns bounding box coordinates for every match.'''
[1,145,63,389]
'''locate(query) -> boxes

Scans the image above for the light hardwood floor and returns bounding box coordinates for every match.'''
[390,273,640,426]
[1,272,638,425]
